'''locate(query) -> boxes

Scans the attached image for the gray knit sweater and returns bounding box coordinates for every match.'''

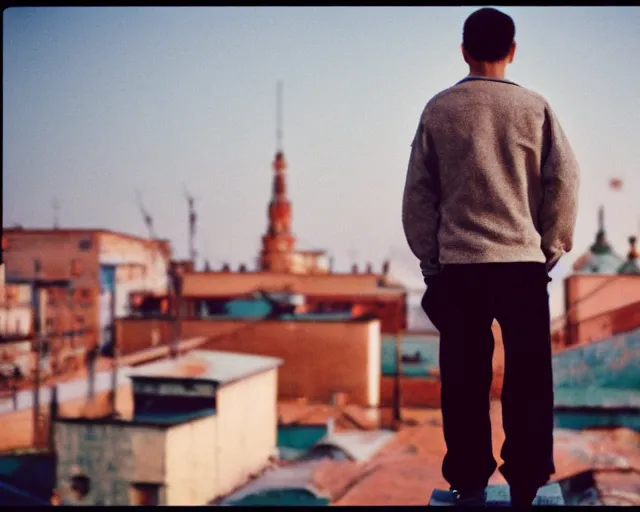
[402,76,580,278]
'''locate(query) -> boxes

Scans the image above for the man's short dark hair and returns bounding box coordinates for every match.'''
[462,8,515,63]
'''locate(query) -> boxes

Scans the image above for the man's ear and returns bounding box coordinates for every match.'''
[508,41,517,63]
[461,43,470,65]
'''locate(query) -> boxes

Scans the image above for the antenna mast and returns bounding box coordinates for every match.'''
[135,190,157,239]
[183,184,197,267]
[53,198,60,229]
[276,81,283,152]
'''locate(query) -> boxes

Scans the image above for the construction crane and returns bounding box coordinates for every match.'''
[135,189,157,240]
[183,184,197,266]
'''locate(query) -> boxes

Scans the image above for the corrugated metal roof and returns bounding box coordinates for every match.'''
[129,350,283,385]
[221,460,328,504]
[310,430,395,462]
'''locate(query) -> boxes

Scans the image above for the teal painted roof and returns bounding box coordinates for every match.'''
[381,335,439,376]
[133,408,215,425]
[553,327,640,390]
[574,251,625,274]
[618,259,640,275]
[224,298,272,319]
[278,425,328,451]
[554,387,640,408]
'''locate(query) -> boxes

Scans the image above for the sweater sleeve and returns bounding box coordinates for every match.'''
[539,106,580,271]
[402,119,441,277]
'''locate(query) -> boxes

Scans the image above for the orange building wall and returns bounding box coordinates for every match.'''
[115,317,381,407]
[3,231,101,350]
[565,275,640,346]
[182,272,384,297]
[379,376,441,408]
[3,231,100,288]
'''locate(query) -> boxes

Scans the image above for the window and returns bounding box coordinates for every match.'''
[69,474,91,501]
[78,239,92,251]
[129,483,161,506]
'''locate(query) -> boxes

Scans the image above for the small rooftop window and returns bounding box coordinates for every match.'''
[78,239,92,251]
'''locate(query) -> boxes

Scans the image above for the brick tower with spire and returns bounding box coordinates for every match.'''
[259,82,296,272]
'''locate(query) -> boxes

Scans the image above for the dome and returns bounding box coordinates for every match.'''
[572,206,625,275]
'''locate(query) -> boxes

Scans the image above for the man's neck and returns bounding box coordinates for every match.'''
[468,64,507,80]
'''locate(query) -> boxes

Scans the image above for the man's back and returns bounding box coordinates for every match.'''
[426,77,550,264]
[404,76,579,277]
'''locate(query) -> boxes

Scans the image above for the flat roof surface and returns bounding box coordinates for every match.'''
[129,349,283,385]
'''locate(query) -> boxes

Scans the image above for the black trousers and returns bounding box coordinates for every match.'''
[422,262,555,492]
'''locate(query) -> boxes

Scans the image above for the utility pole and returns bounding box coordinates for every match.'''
[48,385,58,453]
[169,265,183,359]
[184,185,197,268]
[393,329,403,424]
[32,264,44,447]
[393,299,403,425]
[108,279,118,415]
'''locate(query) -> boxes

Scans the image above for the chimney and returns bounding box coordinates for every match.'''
[239,264,247,273]
[222,263,230,272]
[382,260,390,275]
[351,264,358,274]
[365,262,373,274]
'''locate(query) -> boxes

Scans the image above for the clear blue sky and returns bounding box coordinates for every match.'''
[3,7,640,315]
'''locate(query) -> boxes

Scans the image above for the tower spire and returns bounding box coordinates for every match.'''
[276,81,283,152]
[598,205,604,233]
[259,82,295,272]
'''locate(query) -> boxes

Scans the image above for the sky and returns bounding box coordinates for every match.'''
[3,6,640,316]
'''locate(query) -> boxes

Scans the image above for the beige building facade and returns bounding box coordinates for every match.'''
[54,350,282,506]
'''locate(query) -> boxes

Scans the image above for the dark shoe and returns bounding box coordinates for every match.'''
[450,487,487,506]
[510,486,538,507]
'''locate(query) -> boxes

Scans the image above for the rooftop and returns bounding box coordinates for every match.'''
[306,403,640,506]
[2,227,169,249]
[128,349,283,386]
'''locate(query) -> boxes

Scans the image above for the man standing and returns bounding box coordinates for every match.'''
[402,8,579,507]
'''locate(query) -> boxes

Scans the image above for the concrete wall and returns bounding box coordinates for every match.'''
[98,232,169,318]
[215,369,278,497]
[164,415,217,506]
[116,318,380,407]
[55,420,166,506]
